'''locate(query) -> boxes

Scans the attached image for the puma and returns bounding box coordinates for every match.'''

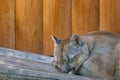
[51,31,120,80]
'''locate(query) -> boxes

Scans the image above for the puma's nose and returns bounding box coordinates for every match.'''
[68,63,75,69]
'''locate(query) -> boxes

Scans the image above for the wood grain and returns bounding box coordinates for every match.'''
[0,54,58,73]
[43,0,72,55]
[100,0,120,34]
[0,65,98,80]
[0,0,15,49]
[0,47,53,64]
[16,0,43,54]
[72,0,100,35]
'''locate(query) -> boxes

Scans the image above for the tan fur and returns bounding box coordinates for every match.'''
[52,31,120,80]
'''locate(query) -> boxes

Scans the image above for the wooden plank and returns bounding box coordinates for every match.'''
[0,73,50,80]
[16,0,43,54]
[100,0,120,34]
[0,0,15,49]
[0,47,53,63]
[43,0,72,55]
[0,65,100,80]
[72,0,100,34]
[0,54,59,73]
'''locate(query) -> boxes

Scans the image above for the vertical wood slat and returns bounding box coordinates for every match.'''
[72,0,100,35]
[0,0,15,49]
[43,0,72,55]
[16,0,43,54]
[100,0,120,34]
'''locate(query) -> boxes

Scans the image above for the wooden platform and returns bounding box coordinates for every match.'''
[0,47,102,80]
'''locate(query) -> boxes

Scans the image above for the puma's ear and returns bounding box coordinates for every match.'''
[70,34,79,42]
[70,34,83,46]
[51,35,61,46]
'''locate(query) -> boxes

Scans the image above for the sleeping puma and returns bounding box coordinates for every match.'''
[51,31,120,80]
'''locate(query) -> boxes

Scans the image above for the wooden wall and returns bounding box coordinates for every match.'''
[43,0,71,55]
[100,0,120,34]
[72,0,99,34]
[0,0,15,49]
[0,0,120,55]
[16,0,43,54]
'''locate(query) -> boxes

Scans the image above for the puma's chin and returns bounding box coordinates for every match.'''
[60,68,69,73]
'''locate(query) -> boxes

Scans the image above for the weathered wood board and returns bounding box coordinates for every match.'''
[0,47,102,80]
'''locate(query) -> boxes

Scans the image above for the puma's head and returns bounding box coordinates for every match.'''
[51,34,89,74]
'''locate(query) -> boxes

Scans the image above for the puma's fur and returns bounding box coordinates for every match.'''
[52,31,120,80]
